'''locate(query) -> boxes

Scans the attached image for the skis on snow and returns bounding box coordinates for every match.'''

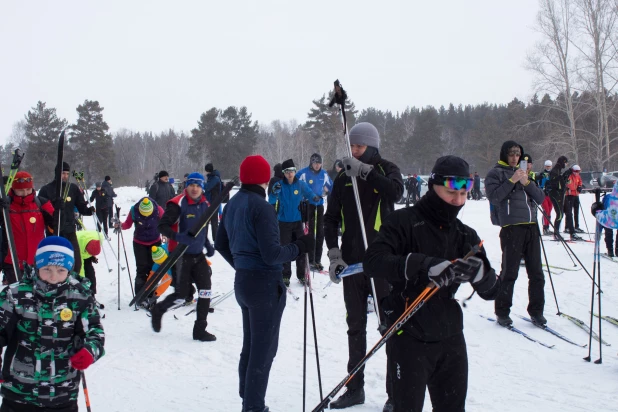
[591,313,618,327]
[514,314,586,348]
[560,313,611,346]
[480,315,554,349]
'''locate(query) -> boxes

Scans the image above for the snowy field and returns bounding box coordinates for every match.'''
[76,186,618,411]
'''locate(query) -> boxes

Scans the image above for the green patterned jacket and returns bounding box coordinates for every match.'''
[0,269,105,407]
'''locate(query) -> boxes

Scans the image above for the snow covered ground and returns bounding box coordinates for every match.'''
[77,187,618,411]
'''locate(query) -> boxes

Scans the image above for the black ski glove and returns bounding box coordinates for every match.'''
[293,234,313,257]
[0,197,10,209]
[451,257,485,284]
[205,239,215,257]
[577,186,582,193]
[591,201,604,216]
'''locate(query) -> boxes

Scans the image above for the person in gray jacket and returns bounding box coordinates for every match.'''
[485,140,547,327]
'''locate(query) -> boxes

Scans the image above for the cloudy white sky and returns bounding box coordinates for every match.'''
[0,0,541,143]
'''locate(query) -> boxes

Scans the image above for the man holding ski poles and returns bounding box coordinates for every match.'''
[39,161,94,275]
[149,172,217,342]
[324,122,403,410]
[364,155,500,412]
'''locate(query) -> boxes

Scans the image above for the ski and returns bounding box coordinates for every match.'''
[287,287,300,301]
[592,313,618,327]
[542,263,580,272]
[4,148,24,193]
[480,315,554,349]
[560,313,611,346]
[54,130,65,234]
[0,154,22,280]
[183,289,235,317]
[600,254,618,263]
[515,314,586,347]
[129,178,238,307]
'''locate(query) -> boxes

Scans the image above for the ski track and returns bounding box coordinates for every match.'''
[75,188,618,411]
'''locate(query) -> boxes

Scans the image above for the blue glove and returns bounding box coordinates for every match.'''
[205,239,215,257]
[175,232,198,246]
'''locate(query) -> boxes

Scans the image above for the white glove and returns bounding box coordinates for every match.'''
[327,248,347,284]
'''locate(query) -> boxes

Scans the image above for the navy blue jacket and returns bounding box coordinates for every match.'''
[268,177,316,222]
[158,192,213,255]
[216,185,299,271]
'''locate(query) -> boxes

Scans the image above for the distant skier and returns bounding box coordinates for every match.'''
[148,170,176,207]
[564,164,584,239]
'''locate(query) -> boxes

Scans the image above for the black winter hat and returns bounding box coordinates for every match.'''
[334,159,343,169]
[95,182,102,187]
[556,156,568,168]
[158,170,169,178]
[282,159,295,171]
[310,153,322,164]
[430,155,470,179]
[499,140,524,164]
[205,163,214,173]
[104,175,111,181]
[522,154,532,164]
[62,162,70,172]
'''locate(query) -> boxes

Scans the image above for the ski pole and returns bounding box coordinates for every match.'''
[81,371,92,412]
[330,80,381,322]
[311,284,439,412]
[584,224,599,363]
[579,200,592,241]
[535,203,600,289]
[596,224,603,364]
[538,226,561,315]
[117,223,121,311]
[303,254,308,412]
[116,206,135,299]
[536,202,578,266]
[307,256,323,402]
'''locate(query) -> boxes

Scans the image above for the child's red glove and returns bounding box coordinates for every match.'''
[70,348,94,370]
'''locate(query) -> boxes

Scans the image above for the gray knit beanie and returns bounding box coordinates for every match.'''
[349,122,380,149]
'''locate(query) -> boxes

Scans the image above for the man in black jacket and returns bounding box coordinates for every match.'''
[364,155,500,412]
[101,175,117,227]
[324,122,403,410]
[90,182,110,237]
[148,170,176,207]
[546,156,571,239]
[485,141,547,327]
[39,161,94,275]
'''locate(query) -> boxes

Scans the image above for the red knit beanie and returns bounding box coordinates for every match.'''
[85,239,101,256]
[240,155,271,185]
[12,171,33,190]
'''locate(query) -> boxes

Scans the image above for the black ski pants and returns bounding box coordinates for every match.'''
[389,332,468,412]
[548,192,565,233]
[307,204,325,264]
[133,240,161,294]
[155,253,212,322]
[564,195,581,233]
[235,269,286,412]
[279,221,305,280]
[601,226,618,255]
[83,256,97,295]
[1,399,78,412]
[62,232,82,276]
[96,208,109,236]
[342,272,392,396]
[495,224,545,317]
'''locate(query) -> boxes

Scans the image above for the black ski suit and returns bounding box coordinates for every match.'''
[547,165,572,234]
[364,190,500,412]
[90,188,109,236]
[324,150,403,394]
[39,180,93,275]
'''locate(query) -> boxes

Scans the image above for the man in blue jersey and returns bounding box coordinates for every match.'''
[297,153,333,271]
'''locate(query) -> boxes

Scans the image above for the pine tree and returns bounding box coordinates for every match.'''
[23,101,68,182]
[189,106,259,177]
[69,100,116,185]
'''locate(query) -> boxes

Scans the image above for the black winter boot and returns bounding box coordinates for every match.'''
[383,397,394,412]
[496,314,513,327]
[193,320,216,342]
[329,387,365,409]
[530,314,547,326]
[151,304,163,332]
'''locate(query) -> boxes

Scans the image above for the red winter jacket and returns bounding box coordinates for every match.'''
[4,191,54,268]
[566,172,583,196]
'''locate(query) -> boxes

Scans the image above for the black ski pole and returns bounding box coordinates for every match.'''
[117,219,121,310]
[535,203,600,289]
[536,203,578,267]
[579,201,592,241]
[584,225,598,362]
[116,206,135,299]
[538,226,561,315]
[303,254,308,412]
[308,258,323,402]
[595,222,603,364]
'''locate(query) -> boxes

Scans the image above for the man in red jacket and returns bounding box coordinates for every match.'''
[2,171,54,284]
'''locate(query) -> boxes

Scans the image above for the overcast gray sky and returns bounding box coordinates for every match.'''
[0,0,541,143]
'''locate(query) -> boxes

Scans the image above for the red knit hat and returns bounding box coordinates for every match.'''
[85,239,101,256]
[240,155,271,185]
[12,171,33,190]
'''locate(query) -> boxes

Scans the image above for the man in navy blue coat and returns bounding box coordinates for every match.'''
[216,155,312,412]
